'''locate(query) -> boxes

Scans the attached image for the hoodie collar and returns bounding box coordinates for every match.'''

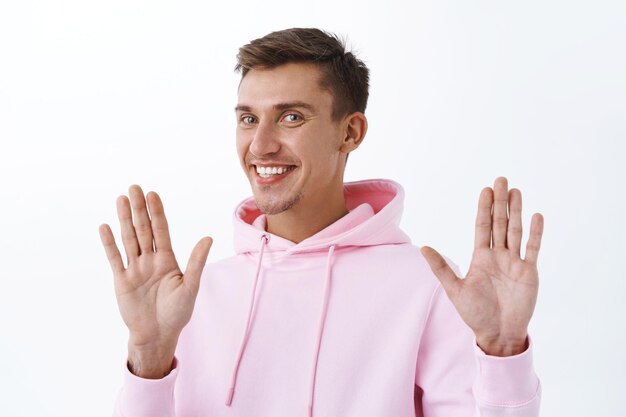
[233,178,412,254]
[251,202,375,239]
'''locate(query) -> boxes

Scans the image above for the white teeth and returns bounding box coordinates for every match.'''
[255,165,293,177]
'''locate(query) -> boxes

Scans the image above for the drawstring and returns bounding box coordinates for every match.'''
[308,244,336,417]
[225,234,268,406]
[225,238,337,417]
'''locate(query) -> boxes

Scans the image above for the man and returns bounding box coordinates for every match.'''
[99,28,544,416]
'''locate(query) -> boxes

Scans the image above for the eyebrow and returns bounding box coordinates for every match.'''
[234,101,316,113]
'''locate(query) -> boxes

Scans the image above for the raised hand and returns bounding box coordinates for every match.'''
[99,185,213,378]
[421,177,544,356]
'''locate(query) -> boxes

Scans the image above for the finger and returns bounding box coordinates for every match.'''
[98,224,126,274]
[474,187,493,249]
[116,195,140,263]
[420,246,462,300]
[507,188,523,256]
[128,184,155,255]
[146,191,173,253]
[183,237,213,294]
[492,177,509,248]
[524,213,544,264]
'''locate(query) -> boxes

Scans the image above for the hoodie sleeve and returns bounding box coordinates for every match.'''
[113,358,179,417]
[415,285,541,417]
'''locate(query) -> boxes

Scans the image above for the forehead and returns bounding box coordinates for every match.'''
[237,63,333,111]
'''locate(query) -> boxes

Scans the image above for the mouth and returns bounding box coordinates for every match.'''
[252,164,297,184]
[254,165,296,178]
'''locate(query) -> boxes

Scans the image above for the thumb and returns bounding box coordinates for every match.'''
[420,246,462,300]
[183,237,213,293]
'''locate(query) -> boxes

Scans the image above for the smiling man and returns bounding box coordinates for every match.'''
[235,60,367,243]
[100,28,544,417]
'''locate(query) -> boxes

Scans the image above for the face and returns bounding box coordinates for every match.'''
[235,63,348,215]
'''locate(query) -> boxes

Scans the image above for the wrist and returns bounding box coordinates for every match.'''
[127,338,177,379]
[476,334,529,357]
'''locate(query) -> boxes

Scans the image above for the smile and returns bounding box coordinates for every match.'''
[255,165,296,178]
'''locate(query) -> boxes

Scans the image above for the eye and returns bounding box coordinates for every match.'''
[282,113,303,123]
[240,115,257,125]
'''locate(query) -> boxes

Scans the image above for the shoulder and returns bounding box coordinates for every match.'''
[343,242,450,271]
[336,243,445,289]
[201,253,250,273]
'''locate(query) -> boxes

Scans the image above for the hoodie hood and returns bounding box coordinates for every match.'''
[233,178,412,254]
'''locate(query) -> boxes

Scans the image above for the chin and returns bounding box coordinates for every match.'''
[254,192,303,215]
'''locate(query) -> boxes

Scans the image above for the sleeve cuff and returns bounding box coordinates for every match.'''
[116,357,178,417]
[473,336,541,406]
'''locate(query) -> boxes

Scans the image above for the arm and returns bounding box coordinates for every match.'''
[113,359,180,417]
[415,284,540,417]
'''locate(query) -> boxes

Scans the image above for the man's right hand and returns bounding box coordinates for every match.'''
[99,185,213,379]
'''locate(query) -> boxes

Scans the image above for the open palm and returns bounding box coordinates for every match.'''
[421,177,544,356]
[99,185,212,376]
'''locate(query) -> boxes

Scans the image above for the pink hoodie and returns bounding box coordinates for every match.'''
[114,179,541,417]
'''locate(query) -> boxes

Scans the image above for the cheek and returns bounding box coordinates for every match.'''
[309,128,343,163]
[235,132,249,161]
[235,133,249,172]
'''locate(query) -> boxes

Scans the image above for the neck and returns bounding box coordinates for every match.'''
[265,183,348,243]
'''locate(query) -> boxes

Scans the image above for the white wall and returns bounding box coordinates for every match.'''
[1,1,624,416]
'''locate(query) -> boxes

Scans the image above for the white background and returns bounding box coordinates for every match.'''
[1,1,625,416]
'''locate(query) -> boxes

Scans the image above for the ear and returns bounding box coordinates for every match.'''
[339,112,368,154]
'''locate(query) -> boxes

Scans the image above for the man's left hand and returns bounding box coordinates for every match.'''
[421,177,544,357]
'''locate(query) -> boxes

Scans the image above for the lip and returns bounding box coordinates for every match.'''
[252,164,297,186]
[250,161,296,167]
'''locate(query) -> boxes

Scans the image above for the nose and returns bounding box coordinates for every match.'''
[249,119,280,157]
